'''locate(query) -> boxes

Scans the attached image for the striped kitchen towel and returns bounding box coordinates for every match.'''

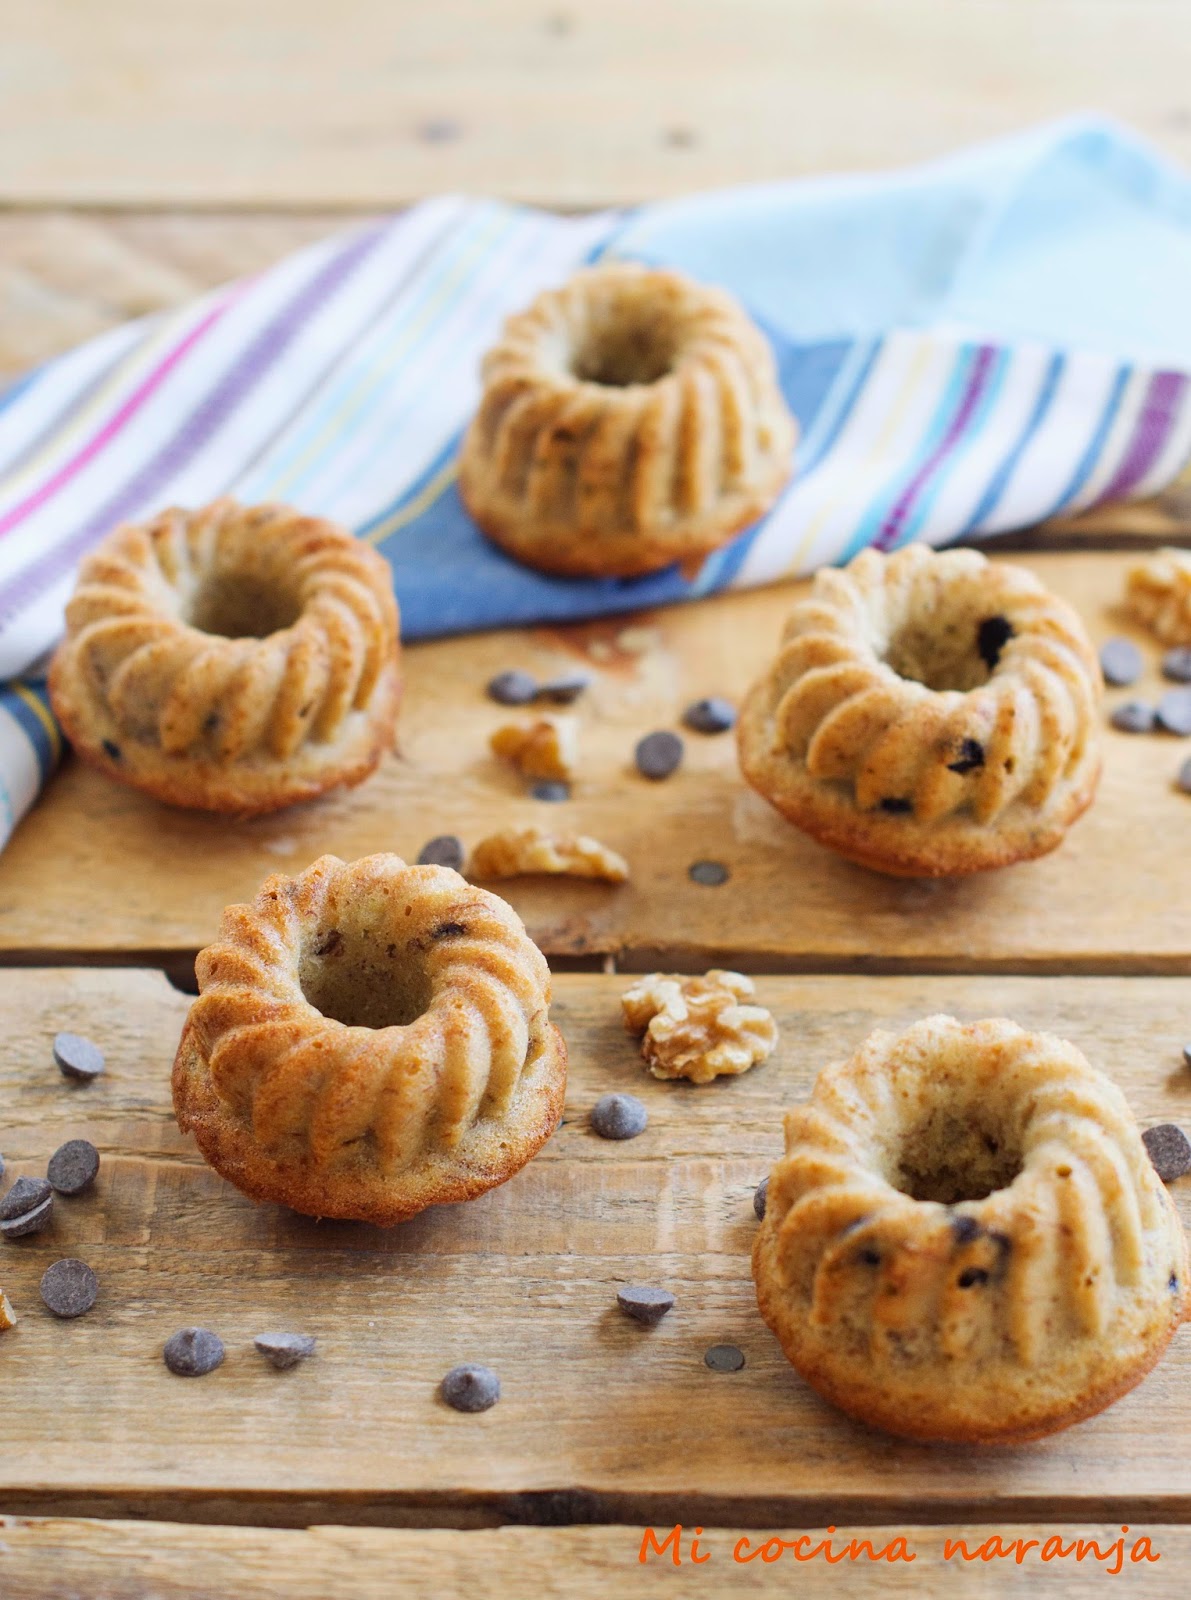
[3,114,1191,844]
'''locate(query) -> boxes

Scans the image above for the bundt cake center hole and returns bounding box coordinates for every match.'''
[186,575,304,640]
[569,314,681,387]
[891,1108,1022,1205]
[298,928,433,1030]
[882,610,1014,693]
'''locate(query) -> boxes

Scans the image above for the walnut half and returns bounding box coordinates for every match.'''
[621,969,778,1084]
[490,717,578,780]
[468,825,629,883]
[1125,547,1191,646]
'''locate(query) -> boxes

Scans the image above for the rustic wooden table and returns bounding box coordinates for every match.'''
[3,4,1191,1597]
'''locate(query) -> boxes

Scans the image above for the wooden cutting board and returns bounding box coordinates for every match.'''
[2,550,1186,975]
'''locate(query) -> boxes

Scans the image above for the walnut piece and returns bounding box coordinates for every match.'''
[1125,547,1191,646]
[490,717,578,780]
[468,825,628,883]
[0,1290,16,1331]
[621,969,778,1084]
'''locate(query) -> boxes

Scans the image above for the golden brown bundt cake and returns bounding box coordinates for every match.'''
[737,545,1101,876]
[753,1016,1188,1444]
[459,261,797,578]
[49,499,401,814]
[173,854,567,1225]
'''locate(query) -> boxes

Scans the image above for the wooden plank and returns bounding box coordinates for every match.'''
[2,966,1191,1526]
[1,1517,1186,1600]
[0,212,357,381]
[3,552,1189,971]
[3,1,1191,208]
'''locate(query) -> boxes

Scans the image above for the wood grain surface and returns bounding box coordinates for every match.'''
[2,552,1188,973]
[4,1,1191,208]
[2,966,1190,1528]
[1,1516,1185,1599]
[0,211,356,380]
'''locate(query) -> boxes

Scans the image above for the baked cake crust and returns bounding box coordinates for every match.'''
[737,545,1102,877]
[459,262,797,578]
[49,499,401,815]
[172,853,568,1225]
[753,1016,1188,1444]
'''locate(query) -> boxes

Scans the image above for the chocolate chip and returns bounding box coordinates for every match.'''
[536,672,591,705]
[1183,1043,1191,1070]
[47,1139,100,1196]
[39,1258,98,1319]
[254,1331,316,1370]
[878,797,913,814]
[951,1214,981,1245]
[682,697,736,735]
[1143,1124,1191,1182]
[164,1327,225,1377]
[1163,647,1191,683]
[947,738,985,775]
[957,1266,990,1288]
[0,1175,52,1223]
[1171,1272,1181,1294]
[1110,701,1157,734]
[688,860,730,886]
[704,1343,746,1373]
[431,921,467,941]
[977,615,1014,670]
[487,669,537,705]
[1,1196,53,1238]
[589,1093,648,1140]
[1099,637,1144,686]
[858,1246,881,1267]
[0,1152,5,1182]
[616,1286,675,1326]
[634,730,683,780]
[531,780,571,802]
[1157,688,1191,736]
[53,1032,105,1082]
[1179,757,1191,797]
[753,1177,769,1220]
[101,739,121,762]
[440,1363,500,1412]
[417,835,465,871]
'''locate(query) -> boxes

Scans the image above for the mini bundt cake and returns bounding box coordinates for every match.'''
[459,261,797,578]
[49,499,401,814]
[173,854,567,1224]
[737,545,1101,876]
[753,1016,1189,1444]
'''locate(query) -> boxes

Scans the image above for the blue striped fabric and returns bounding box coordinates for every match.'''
[2,116,1191,844]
